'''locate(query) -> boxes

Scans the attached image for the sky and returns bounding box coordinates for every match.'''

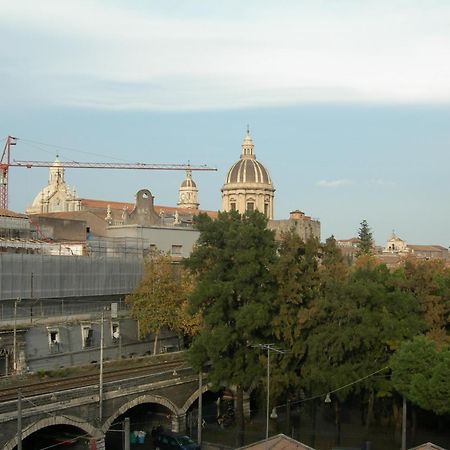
[1,0,449,246]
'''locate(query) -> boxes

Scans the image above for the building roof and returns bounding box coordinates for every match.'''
[29,212,87,222]
[80,198,218,218]
[335,237,359,247]
[408,443,447,450]
[407,244,448,252]
[0,208,28,219]
[236,434,315,450]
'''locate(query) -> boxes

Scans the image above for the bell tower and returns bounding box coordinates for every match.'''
[177,168,199,210]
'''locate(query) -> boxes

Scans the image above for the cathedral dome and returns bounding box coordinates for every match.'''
[221,129,275,219]
[225,158,271,185]
[224,130,272,186]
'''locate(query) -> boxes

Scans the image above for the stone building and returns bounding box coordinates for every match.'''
[269,210,320,242]
[383,231,408,253]
[0,208,31,240]
[382,231,448,260]
[221,129,275,219]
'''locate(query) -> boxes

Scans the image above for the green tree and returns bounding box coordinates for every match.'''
[270,233,346,433]
[391,336,450,415]
[269,231,321,431]
[356,219,374,257]
[184,210,277,446]
[301,261,424,443]
[126,250,199,354]
[400,259,450,346]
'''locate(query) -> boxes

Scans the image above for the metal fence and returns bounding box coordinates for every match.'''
[0,297,130,321]
[0,253,144,301]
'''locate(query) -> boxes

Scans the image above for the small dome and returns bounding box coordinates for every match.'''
[225,159,272,184]
[181,178,197,188]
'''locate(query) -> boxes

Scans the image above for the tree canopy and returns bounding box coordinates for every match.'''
[126,250,200,353]
[391,336,450,415]
[184,210,277,445]
[356,219,374,257]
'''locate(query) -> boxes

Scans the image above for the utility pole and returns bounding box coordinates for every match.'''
[197,370,203,445]
[13,298,20,373]
[17,390,22,450]
[266,345,270,440]
[99,310,105,422]
[401,396,407,450]
[252,344,285,440]
[123,417,130,450]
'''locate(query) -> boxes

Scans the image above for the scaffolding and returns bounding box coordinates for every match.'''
[0,253,144,301]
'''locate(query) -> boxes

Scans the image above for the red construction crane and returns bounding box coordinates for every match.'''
[0,135,217,210]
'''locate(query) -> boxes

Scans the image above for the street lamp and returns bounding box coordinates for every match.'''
[99,310,105,422]
[253,344,285,440]
[13,298,21,373]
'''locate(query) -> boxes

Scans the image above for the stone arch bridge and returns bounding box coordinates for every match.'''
[0,365,208,449]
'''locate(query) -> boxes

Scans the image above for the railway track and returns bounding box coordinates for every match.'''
[0,356,190,402]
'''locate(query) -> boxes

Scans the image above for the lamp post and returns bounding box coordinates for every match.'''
[253,344,285,440]
[13,298,21,373]
[99,310,105,422]
[402,396,407,450]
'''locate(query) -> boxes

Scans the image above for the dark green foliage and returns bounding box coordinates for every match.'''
[269,231,322,402]
[301,261,425,401]
[356,219,374,256]
[391,336,450,415]
[185,210,277,390]
[178,211,450,433]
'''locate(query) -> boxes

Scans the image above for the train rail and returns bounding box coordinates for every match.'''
[0,356,190,402]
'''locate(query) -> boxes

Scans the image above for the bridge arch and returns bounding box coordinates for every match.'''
[3,415,101,450]
[180,383,210,415]
[102,393,180,434]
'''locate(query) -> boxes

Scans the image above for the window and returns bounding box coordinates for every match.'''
[111,322,120,344]
[171,245,182,255]
[230,202,236,211]
[82,325,93,348]
[48,329,61,352]
[264,203,269,217]
[246,202,254,212]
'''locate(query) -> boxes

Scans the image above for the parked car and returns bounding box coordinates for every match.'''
[154,430,200,450]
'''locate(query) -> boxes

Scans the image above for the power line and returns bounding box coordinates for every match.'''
[18,137,134,163]
[276,365,390,409]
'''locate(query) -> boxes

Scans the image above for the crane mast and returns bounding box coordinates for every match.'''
[0,136,17,210]
[0,135,216,210]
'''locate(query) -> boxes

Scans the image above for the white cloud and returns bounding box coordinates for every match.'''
[316,179,354,188]
[371,179,395,186]
[1,0,450,110]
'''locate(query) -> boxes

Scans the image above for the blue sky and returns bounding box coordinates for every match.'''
[1,1,449,246]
